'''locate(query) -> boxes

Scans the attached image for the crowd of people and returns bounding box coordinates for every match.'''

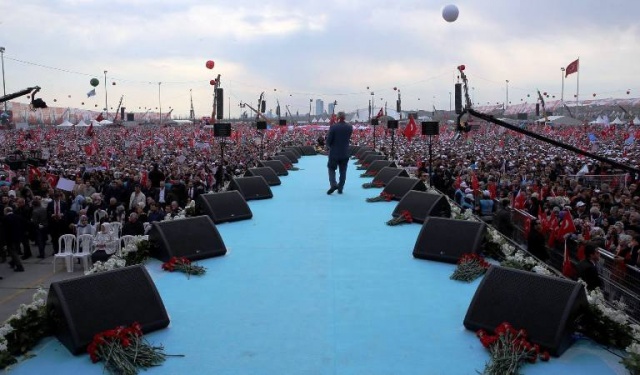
[0,118,638,277]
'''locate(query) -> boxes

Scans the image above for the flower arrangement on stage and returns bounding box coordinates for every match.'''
[163,201,195,221]
[120,236,151,266]
[85,257,127,275]
[162,257,206,278]
[450,253,490,282]
[499,250,539,271]
[362,180,385,189]
[577,286,635,349]
[0,288,50,369]
[476,322,550,375]
[360,170,377,178]
[386,210,413,226]
[283,162,299,171]
[87,322,169,375]
[366,191,394,202]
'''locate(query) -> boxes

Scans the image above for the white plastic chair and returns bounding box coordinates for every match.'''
[74,234,94,271]
[109,222,122,239]
[94,209,108,224]
[54,234,75,273]
[119,235,137,255]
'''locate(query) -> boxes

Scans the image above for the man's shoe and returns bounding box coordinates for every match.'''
[338,188,343,194]
[327,186,338,195]
[14,267,24,272]
[21,255,31,260]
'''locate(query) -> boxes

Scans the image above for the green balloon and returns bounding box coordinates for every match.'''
[90,78,99,87]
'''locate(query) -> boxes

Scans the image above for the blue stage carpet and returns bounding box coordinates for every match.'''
[10,156,626,375]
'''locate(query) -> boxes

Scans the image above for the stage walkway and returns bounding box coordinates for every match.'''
[6,155,627,375]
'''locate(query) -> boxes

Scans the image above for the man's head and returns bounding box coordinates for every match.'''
[337,111,346,121]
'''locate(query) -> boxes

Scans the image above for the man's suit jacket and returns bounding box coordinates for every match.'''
[577,259,602,291]
[326,121,353,161]
[46,199,68,224]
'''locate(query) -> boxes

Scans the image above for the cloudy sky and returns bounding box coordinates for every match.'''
[1,0,638,119]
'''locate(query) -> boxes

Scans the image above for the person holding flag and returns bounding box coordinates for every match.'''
[403,114,418,141]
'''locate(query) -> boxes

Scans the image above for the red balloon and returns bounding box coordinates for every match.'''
[112,82,116,85]
[210,79,216,86]
[543,92,547,96]
[393,87,397,91]
[627,90,631,95]
[593,93,596,97]
[458,65,466,71]
[206,60,215,69]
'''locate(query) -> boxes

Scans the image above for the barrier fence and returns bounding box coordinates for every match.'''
[560,174,628,190]
[511,208,640,322]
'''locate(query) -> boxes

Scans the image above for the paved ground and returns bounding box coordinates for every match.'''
[0,242,86,323]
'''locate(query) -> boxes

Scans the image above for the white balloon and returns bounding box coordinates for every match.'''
[442,4,459,23]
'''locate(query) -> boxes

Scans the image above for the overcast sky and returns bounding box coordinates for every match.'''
[1,0,638,119]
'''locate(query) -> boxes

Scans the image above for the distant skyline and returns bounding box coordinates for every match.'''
[1,0,638,119]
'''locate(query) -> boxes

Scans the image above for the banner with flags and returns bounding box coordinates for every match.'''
[565,59,579,77]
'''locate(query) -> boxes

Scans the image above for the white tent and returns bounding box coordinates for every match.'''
[535,115,582,126]
[76,119,89,127]
[611,117,625,125]
[57,120,74,127]
[634,116,640,125]
[99,119,113,126]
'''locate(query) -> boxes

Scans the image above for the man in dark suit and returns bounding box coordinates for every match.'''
[326,111,353,195]
[577,241,602,291]
[47,191,68,254]
[2,207,25,272]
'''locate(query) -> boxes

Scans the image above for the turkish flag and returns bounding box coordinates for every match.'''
[28,165,42,183]
[376,107,384,119]
[45,173,59,188]
[555,210,577,241]
[565,59,579,77]
[403,115,418,141]
[562,240,577,279]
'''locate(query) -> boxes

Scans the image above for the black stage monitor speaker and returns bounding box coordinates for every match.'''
[245,167,281,186]
[455,83,463,114]
[536,103,540,116]
[272,155,293,168]
[381,176,427,200]
[120,107,125,121]
[349,145,361,156]
[47,265,170,355]
[214,122,231,137]
[363,160,397,177]
[356,148,375,160]
[215,88,224,119]
[278,151,299,163]
[392,191,451,224]
[421,121,439,136]
[283,147,302,158]
[300,145,317,156]
[371,118,379,126]
[228,176,273,200]
[387,119,398,129]
[371,167,409,186]
[259,160,288,176]
[196,191,253,224]
[360,154,385,168]
[261,100,266,113]
[413,217,485,263]
[148,215,227,262]
[464,266,588,356]
[256,121,267,130]
[279,119,287,126]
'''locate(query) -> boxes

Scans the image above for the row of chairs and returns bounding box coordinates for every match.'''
[54,233,138,273]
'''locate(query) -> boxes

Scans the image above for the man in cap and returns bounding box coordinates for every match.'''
[326,111,353,195]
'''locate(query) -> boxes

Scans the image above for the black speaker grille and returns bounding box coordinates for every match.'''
[272,155,292,167]
[364,160,396,176]
[464,266,588,356]
[382,176,426,200]
[279,151,299,163]
[258,160,288,176]
[412,217,485,263]
[197,191,253,223]
[371,167,409,186]
[228,176,273,200]
[355,147,373,159]
[283,148,302,158]
[360,154,386,168]
[245,167,281,186]
[48,265,169,355]
[300,146,317,156]
[392,191,451,223]
[149,216,227,261]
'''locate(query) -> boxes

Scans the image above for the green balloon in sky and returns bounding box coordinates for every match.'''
[90,78,99,87]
